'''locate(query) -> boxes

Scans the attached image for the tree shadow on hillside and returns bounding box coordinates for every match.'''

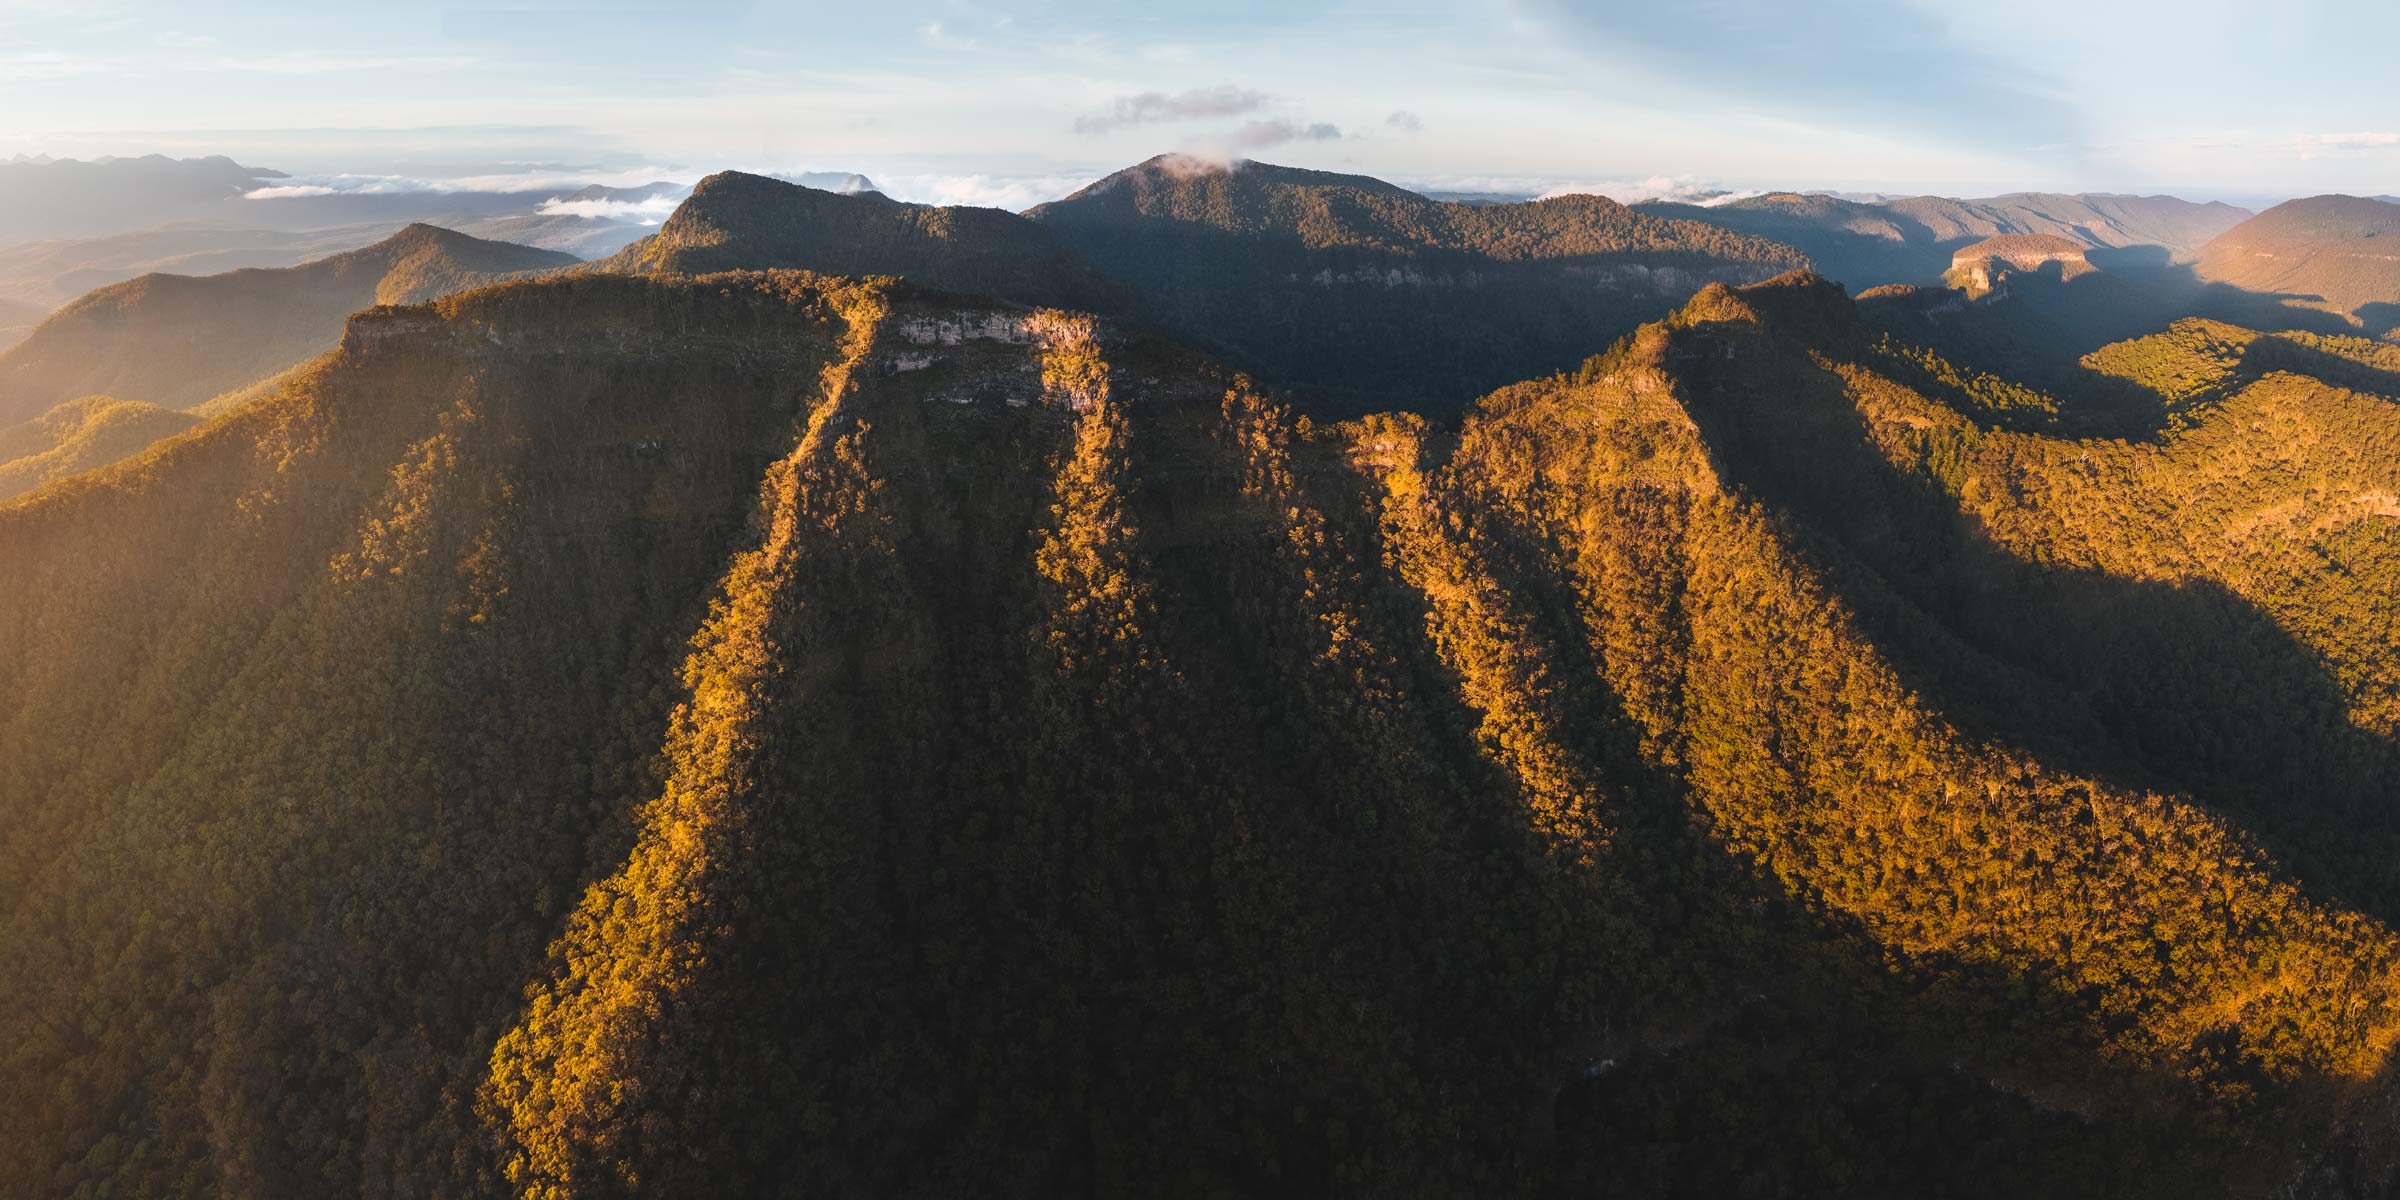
[2354,301,2400,337]
[1666,316,2400,928]
[2242,334,2400,399]
[1861,260,2400,441]
[1038,215,1796,420]
[2084,244,2175,273]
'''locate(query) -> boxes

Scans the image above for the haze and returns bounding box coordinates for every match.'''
[4,0,2396,208]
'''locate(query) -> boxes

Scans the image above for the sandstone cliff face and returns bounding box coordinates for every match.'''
[1946,234,2095,296]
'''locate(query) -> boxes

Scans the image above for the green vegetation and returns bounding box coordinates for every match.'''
[0,393,200,499]
[5,267,2400,1198]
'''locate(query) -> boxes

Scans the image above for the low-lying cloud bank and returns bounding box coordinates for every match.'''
[242,166,695,200]
[536,194,683,221]
[1404,172,1766,206]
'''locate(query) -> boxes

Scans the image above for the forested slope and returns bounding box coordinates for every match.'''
[1021,155,1811,414]
[0,394,200,500]
[3,270,2398,1198]
[0,224,577,423]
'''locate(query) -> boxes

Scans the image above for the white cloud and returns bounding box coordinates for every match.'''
[0,50,115,80]
[239,166,696,199]
[2303,131,2400,147]
[871,172,1098,210]
[2294,131,2400,161]
[1075,85,1270,134]
[536,194,682,221]
[1404,173,1750,205]
[1229,119,1342,150]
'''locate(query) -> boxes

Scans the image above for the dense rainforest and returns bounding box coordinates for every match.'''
[2,264,2399,1197]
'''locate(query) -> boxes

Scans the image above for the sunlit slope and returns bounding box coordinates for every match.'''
[0,224,577,423]
[0,394,200,500]
[2,271,2398,1197]
[0,272,873,1197]
[2196,196,2400,330]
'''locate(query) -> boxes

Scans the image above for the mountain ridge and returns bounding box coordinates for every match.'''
[0,223,578,423]
[4,267,2399,1194]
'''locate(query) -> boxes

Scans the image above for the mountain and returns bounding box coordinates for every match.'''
[1885,192,2250,260]
[0,394,199,500]
[2195,195,2400,331]
[1022,154,1810,413]
[1944,233,2096,294]
[0,297,41,351]
[1639,191,2251,289]
[0,222,410,311]
[772,170,881,195]
[0,224,577,423]
[0,154,287,239]
[591,170,1129,312]
[5,266,2400,1196]
[0,154,727,242]
[456,182,698,259]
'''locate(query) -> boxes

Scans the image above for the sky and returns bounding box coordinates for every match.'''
[0,0,2394,209]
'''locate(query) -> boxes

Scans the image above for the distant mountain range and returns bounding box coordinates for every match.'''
[0,394,196,501]
[590,170,1128,312]
[1020,155,1806,411]
[0,154,289,239]
[0,297,42,352]
[2193,195,2400,330]
[0,222,416,312]
[0,224,576,423]
[578,157,1809,414]
[1636,191,2252,289]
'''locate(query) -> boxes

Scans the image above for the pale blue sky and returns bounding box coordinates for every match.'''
[0,0,2392,206]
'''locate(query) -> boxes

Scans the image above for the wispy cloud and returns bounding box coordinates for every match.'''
[241,166,693,200]
[1228,120,1342,151]
[1385,110,1424,134]
[1539,175,1758,205]
[2298,131,2400,158]
[917,19,976,49]
[1402,173,1752,206]
[0,50,116,81]
[1074,85,1269,134]
[1517,0,2083,154]
[207,51,479,75]
[873,171,1098,210]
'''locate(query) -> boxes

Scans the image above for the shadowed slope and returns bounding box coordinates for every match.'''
[1019,155,1812,415]
[590,170,1133,314]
